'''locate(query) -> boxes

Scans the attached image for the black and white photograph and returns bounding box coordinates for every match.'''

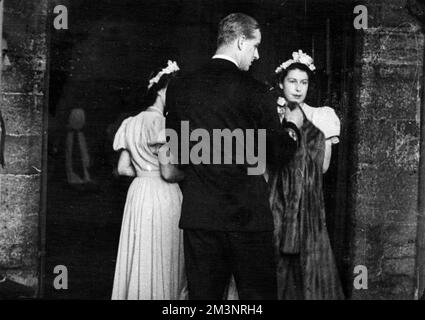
[0,0,425,304]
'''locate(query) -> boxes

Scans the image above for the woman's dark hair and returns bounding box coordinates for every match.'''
[143,69,178,110]
[273,62,315,105]
[274,62,313,88]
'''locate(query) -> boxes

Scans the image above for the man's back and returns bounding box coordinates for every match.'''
[167,58,280,232]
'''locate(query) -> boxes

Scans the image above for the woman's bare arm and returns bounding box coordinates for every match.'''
[323,139,332,173]
[117,150,136,177]
[158,145,184,183]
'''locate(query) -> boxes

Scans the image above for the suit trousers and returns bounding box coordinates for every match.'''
[183,229,277,300]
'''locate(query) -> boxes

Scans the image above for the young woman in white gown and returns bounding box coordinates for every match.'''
[111,61,187,300]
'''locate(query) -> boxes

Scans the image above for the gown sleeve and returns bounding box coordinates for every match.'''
[147,116,166,156]
[113,117,132,151]
[310,107,341,144]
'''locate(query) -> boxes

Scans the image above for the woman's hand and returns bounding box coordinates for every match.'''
[285,105,305,129]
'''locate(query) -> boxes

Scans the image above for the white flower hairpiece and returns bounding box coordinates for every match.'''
[148,60,180,89]
[275,50,316,74]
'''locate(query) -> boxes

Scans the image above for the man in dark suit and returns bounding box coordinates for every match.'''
[166,13,304,299]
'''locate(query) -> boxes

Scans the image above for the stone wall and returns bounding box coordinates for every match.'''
[351,0,423,299]
[0,0,48,293]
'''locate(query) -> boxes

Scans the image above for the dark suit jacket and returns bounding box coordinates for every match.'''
[166,58,299,232]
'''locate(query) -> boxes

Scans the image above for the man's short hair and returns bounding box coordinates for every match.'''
[217,13,260,47]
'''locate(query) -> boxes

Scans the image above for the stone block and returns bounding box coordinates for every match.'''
[355,167,417,224]
[3,13,47,38]
[0,175,40,268]
[0,174,40,217]
[382,222,417,246]
[386,209,418,225]
[351,227,371,264]
[366,0,422,29]
[3,269,38,292]
[383,243,415,259]
[354,200,383,227]
[4,0,48,34]
[4,0,47,16]
[2,31,47,74]
[351,222,416,299]
[376,63,423,80]
[1,67,35,93]
[1,94,42,136]
[0,215,39,268]
[365,225,386,276]
[382,172,417,218]
[380,275,415,299]
[357,119,396,164]
[355,275,415,299]
[351,225,397,291]
[383,257,415,275]
[359,64,421,121]
[362,29,423,66]
[0,31,47,95]
[0,135,42,175]
[33,70,47,96]
[394,120,420,170]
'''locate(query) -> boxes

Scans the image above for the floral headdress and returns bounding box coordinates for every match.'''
[148,60,180,89]
[275,50,316,74]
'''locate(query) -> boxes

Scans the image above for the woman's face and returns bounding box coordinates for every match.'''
[280,68,309,104]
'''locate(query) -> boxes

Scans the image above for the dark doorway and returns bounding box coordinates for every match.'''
[44,0,357,299]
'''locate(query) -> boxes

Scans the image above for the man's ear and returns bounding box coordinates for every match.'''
[237,36,245,51]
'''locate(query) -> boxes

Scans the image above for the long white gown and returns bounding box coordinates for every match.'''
[111,107,187,300]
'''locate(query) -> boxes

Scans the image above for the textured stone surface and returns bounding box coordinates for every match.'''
[0,175,40,268]
[0,135,42,175]
[1,94,42,136]
[357,119,396,165]
[4,269,39,291]
[0,214,39,268]
[395,121,420,169]
[362,29,423,66]
[0,175,40,222]
[367,0,422,30]
[383,243,415,259]
[351,0,422,300]
[383,258,416,276]
[2,0,48,95]
[1,67,36,93]
[355,167,417,219]
[0,0,48,293]
[358,64,421,121]
[359,275,415,300]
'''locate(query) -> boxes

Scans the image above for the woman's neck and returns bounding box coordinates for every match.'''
[151,96,164,113]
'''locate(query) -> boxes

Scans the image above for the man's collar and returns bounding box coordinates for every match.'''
[212,54,239,69]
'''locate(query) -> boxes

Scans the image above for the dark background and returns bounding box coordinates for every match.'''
[45,0,356,299]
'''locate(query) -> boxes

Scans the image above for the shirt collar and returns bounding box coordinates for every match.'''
[212,54,239,68]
